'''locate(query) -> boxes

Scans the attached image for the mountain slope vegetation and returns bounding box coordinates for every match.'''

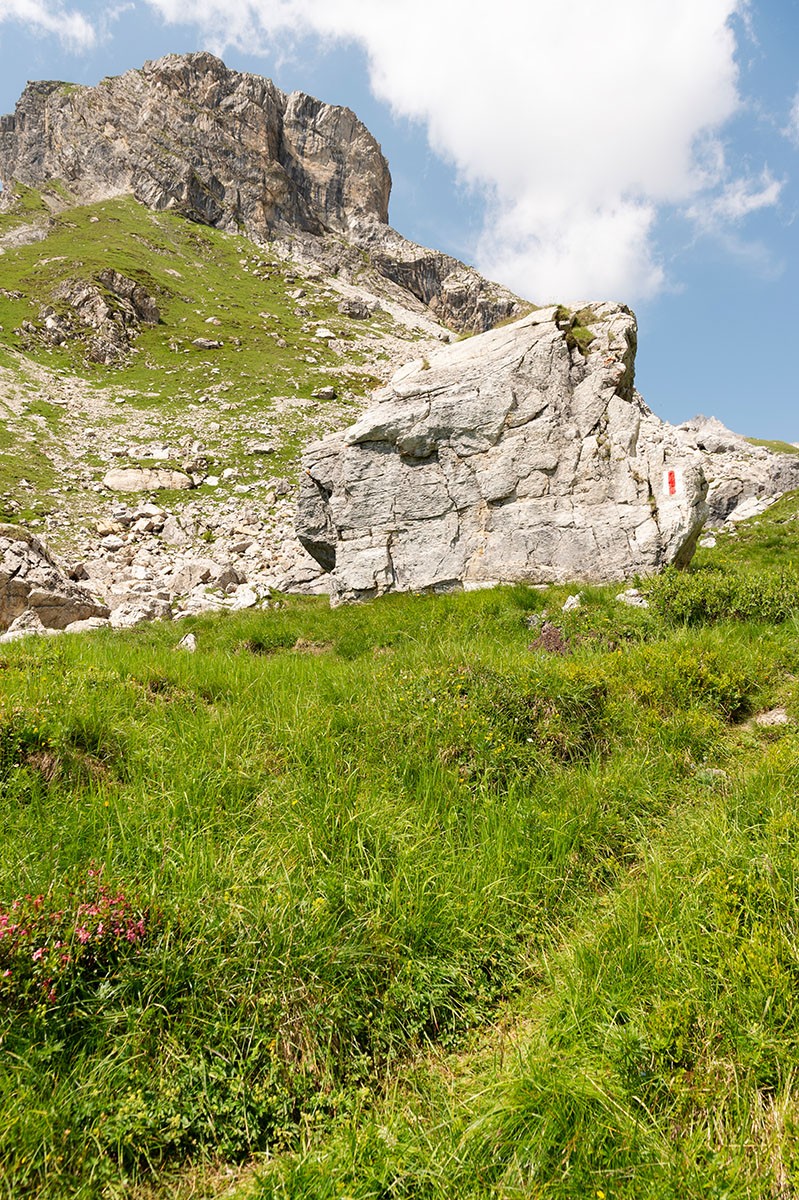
[1,493,799,1199]
[0,185,439,541]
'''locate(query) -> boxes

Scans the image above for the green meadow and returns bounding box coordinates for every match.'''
[0,187,400,526]
[2,498,799,1199]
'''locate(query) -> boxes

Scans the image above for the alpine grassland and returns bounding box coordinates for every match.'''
[2,495,799,1198]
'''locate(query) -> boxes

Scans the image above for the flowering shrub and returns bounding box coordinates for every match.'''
[0,868,154,1011]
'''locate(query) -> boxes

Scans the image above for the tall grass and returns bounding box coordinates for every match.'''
[1,508,798,1197]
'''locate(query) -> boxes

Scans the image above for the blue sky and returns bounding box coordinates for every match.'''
[1,0,797,440]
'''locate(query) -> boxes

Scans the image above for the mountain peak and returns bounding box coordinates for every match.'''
[0,53,523,333]
[0,52,391,237]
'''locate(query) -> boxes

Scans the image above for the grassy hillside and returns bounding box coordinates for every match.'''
[0,189,369,396]
[0,186,431,535]
[745,436,799,456]
[1,493,799,1198]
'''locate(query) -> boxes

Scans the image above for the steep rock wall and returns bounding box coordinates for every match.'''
[0,53,520,333]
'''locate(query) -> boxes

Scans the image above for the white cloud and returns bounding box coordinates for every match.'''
[478,197,666,305]
[687,170,783,231]
[786,89,799,147]
[0,0,96,47]
[144,0,767,301]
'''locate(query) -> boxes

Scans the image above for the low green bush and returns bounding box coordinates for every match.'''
[642,564,799,625]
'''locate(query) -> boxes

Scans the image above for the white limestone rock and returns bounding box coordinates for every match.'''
[673,416,799,525]
[103,468,193,493]
[616,588,649,608]
[109,598,172,628]
[0,609,49,643]
[297,305,708,601]
[64,616,111,634]
[0,525,110,630]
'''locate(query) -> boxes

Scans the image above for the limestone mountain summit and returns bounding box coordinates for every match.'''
[0,52,519,333]
[1,52,390,234]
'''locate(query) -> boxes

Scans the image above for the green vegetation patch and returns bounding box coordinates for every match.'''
[555,303,597,355]
[0,193,408,506]
[692,487,799,572]
[745,436,799,456]
[642,562,799,625]
[0,183,52,235]
[1,511,798,1197]
[0,195,386,411]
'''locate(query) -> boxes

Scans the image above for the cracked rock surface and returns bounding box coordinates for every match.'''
[297,304,709,601]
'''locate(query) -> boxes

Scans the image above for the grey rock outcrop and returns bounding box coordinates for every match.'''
[0,525,109,630]
[0,53,521,333]
[673,416,799,524]
[0,54,389,234]
[297,304,708,601]
[27,271,159,363]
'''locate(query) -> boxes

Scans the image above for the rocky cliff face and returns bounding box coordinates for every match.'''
[0,53,520,333]
[0,53,390,234]
[297,305,708,601]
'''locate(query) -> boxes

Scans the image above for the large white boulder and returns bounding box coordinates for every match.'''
[297,304,708,601]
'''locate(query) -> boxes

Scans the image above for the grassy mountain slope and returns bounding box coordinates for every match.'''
[1,492,799,1198]
[0,185,439,542]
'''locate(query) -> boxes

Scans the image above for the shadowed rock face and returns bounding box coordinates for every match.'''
[297,304,709,602]
[0,53,521,333]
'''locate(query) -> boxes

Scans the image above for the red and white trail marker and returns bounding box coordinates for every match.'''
[663,467,683,497]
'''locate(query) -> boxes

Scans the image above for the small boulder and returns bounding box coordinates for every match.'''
[103,468,193,493]
[337,298,373,319]
[752,707,791,728]
[230,585,259,609]
[64,616,111,634]
[0,609,49,643]
[616,588,649,608]
[109,598,172,628]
